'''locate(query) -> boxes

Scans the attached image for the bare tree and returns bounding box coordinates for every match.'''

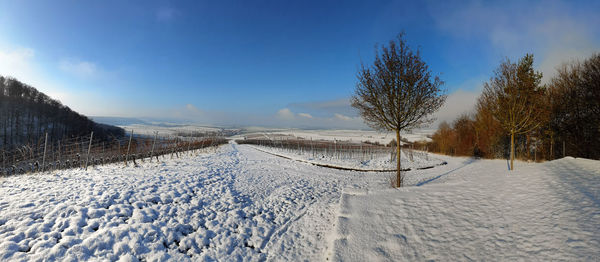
[352,33,446,187]
[548,53,600,159]
[481,54,546,170]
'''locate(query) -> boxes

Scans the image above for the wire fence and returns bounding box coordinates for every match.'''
[1,132,228,176]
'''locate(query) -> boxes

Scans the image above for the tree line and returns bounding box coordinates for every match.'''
[0,75,125,149]
[429,53,600,162]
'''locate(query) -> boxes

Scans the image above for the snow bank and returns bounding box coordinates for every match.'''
[330,157,600,260]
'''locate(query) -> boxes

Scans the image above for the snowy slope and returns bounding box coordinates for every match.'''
[0,142,396,261]
[330,157,600,261]
[3,140,596,261]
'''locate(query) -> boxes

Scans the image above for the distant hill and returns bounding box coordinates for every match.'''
[0,75,124,148]
[91,116,149,126]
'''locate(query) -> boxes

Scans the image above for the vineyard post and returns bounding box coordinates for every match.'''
[360,143,363,162]
[125,130,133,166]
[176,137,180,158]
[42,132,48,172]
[334,139,337,159]
[187,133,191,155]
[170,136,175,159]
[156,136,161,162]
[311,137,314,158]
[116,138,121,162]
[85,132,93,170]
[150,132,157,162]
[2,150,5,172]
[102,142,105,165]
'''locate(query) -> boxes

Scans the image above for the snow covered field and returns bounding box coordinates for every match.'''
[330,157,600,261]
[1,141,598,261]
[119,124,223,137]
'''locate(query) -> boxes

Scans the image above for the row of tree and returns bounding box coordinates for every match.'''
[429,53,600,164]
[0,75,125,149]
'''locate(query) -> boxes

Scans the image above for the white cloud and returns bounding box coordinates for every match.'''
[59,59,99,78]
[186,104,201,113]
[0,48,36,83]
[430,89,480,128]
[116,103,370,129]
[298,113,313,118]
[428,0,600,83]
[334,113,353,121]
[276,108,295,120]
[0,48,35,71]
[289,98,357,117]
[0,47,74,104]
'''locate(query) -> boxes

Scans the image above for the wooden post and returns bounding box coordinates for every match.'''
[42,132,48,172]
[311,137,314,158]
[510,132,515,171]
[125,130,133,166]
[170,137,175,159]
[563,141,566,158]
[85,132,93,170]
[156,136,160,161]
[116,138,121,162]
[360,142,363,162]
[150,132,157,162]
[187,134,191,155]
[58,140,61,168]
[334,139,337,159]
[550,133,554,159]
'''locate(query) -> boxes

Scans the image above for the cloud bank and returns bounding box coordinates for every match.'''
[59,59,100,78]
[428,0,600,83]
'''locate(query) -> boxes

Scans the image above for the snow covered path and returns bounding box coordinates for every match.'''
[0,142,391,261]
[331,157,600,261]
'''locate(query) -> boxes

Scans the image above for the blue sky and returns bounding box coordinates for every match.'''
[1,0,598,129]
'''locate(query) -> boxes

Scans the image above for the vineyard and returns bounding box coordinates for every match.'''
[0,131,228,176]
[236,136,444,171]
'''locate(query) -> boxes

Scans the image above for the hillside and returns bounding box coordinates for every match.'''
[0,76,124,148]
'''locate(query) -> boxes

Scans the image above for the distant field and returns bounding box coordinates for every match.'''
[239,129,434,145]
[112,122,433,145]
[118,124,223,137]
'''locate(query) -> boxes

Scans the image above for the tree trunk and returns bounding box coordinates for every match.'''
[396,129,402,187]
[550,133,554,159]
[510,131,515,170]
[526,134,530,160]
